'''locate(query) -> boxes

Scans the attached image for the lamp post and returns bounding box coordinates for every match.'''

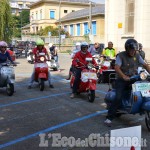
[58,0,61,51]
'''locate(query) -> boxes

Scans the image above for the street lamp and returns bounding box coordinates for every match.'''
[58,0,61,51]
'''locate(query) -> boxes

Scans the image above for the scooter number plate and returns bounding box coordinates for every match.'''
[141,90,150,97]
[103,61,110,67]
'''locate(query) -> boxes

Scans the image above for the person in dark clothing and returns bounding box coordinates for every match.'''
[0,41,15,65]
[138,43,145,60]
[104,39,150,126]
[49,43,58,62]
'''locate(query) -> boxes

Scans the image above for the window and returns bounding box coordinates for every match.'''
[40,10,42,19]
[36,11,38,20]
[64,25,68,32]
[92,21,96,35]
[50,10,55,19]
[70,25,74,36]
[125,0,135,34]
[84,22,88,35]
[76,24,80,36]
[64,10,68,13]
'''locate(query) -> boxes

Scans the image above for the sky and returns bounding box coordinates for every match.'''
[91,0,105,4]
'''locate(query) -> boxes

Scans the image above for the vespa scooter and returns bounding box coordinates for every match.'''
[34,53,49,91]
[97,55,116,83]
[104,69,150,131]
[70,58,98,102]
[0,62,16,96]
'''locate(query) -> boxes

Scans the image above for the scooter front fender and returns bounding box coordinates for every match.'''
[142,99,150,111]
[38,73,47,79]
[89,82,96,90]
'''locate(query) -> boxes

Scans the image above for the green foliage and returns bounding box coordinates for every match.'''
[19,10,30,26]
[0,0,13,42]
[83,34,90,43]
[37,25,70,37]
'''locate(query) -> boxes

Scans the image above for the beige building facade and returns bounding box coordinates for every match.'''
[105,0,150,58]
[29,0,90,34]
[58,5,105,43]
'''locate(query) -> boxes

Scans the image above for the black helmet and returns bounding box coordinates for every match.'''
[125,39,138,52]
[139,43,143,49]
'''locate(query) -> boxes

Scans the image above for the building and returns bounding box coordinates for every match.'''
[10,0,37,15]
[58,4,105,43]
[105,0,150,58]
[29,0,90,34]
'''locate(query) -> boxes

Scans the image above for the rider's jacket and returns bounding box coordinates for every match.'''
[0,51,13,63]
[103,47,116,58]
[32,47,48,63]
[72,51,97,70]
[118,51,140,77]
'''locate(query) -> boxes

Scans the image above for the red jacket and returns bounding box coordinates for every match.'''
[32,47,48,62]
[72,51,97,69]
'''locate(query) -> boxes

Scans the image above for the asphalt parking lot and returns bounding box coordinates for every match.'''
[0,53,149,150]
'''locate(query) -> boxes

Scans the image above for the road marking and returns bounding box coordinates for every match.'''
[0,92,70,108]
[0,110,107,149]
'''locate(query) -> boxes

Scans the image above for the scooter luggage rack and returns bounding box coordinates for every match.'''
[108,73,116,90]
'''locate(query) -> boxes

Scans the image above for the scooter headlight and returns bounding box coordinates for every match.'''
[140,72,147,80]
[40,57,45,62]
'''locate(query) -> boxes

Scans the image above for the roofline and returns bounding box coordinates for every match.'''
[56,13,104,23]
[29,0,90,8]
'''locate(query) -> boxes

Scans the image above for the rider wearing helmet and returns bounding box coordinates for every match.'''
[0,41,15,66]
[28,39,54,89]
[48,43,58,62]
[137,43,145,60]
[104,39,150,126]
[70,42,97,98]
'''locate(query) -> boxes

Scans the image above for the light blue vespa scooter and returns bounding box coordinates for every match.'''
[104,69,150,131]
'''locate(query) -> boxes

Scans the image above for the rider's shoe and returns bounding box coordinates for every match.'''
[104,119,112,127]
[70,93,75,98]
[49,84,54,88]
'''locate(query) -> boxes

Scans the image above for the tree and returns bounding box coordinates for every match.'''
[37,25,70,37]
[20,10,30,27]
[0,0,12,42]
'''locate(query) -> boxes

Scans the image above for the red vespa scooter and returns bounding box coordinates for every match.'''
[34,52,49,91]
[70,58,98,102]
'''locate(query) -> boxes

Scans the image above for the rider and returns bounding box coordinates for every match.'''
[88,42,102,56]
[104,39,150,126]
[49,43,58,62]
[70,42,97,98]
[0,41,15,66]
[28,39,54,89]
[66,42,81,80]
[138,43,145,60]
[102,41,116,58]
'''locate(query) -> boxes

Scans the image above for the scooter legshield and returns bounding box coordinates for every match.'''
[142,97,150,111]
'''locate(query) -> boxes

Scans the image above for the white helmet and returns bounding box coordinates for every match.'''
[81,42,88,47]
[75,42,81,46]
[48,43,53,47]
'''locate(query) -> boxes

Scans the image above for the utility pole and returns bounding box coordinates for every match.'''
[58,0,61,51]
[89,1,92,35]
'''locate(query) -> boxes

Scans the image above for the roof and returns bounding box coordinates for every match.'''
[22,24,30,29]
[58,4,105,22]
[30,0,90,7]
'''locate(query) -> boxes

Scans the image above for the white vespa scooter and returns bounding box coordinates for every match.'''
[0,62,16,96]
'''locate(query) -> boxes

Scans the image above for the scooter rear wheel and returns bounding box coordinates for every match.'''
[88,90,95,103]
[145,111,150,131]
[6,83,14,96]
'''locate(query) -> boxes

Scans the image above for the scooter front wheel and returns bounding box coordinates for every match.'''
[145,111,150,131]
[88,90,95,103]
[6,83,14,96]
[39,79,45,91]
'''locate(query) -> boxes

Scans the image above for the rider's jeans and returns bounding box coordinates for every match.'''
[28,69,52,86]
[106,78,131,120]
[53,56,58,62]
[72,68,82,93]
